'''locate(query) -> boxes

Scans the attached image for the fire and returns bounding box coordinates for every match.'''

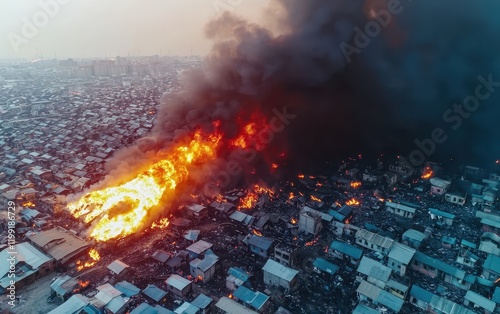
[231,112,269,150]
[346,198,360,206]
[316,182,323,187]
[310,195,322,202]
[271,163,279,169]
[151,217,170,229]
[421,167,433,179]
[350,181,361,189]
[238,184,274,209]
[22,201,36,208]
[89,248,100,261]
[228,294,234,299]
[252,229,263,236]
[67,130,221,242]
[73,280,90,293]
[239,192,258,209]
[76,248,100,271]
[297,174,305,179]
[290,218,298,225]
[288,192,295,199]
[305,236,319,246]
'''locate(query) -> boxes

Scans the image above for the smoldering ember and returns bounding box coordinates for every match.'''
[2,1,500,314]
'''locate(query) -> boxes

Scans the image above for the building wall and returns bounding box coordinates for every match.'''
[263,271,296,291]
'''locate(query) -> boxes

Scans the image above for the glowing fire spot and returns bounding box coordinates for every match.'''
[252,229,263,236]
[288,192,295,200]
[316,182,323,187]
[290,218,298,225]
[238,184,274,209]
[305,237,319,246]
[421,167,433,179]
[76,248,100,271]
[228,294,233,299]
[310,195,322,202]
[151,217,170,229]
[67,130,221,242]
[271,163,279,169]
[73,280,89,293]
[22,201,36,208]
[297,174,305,179]
[350,181,361,189]
[346,198,360,206]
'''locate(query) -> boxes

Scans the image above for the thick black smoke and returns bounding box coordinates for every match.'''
[111,0,500,189]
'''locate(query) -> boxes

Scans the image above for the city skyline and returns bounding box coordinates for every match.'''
[0,0,269,59]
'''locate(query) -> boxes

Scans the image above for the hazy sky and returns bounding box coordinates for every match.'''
[0,0,269,59]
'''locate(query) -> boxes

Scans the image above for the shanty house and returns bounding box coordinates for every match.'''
[107,260,130,277]
[27,227,90,266]
[356,280,404,313]
[233,286,271,313]
[88,283,128,314]
[142,284,168,303]
[190,253,219,283]
[428,208,455,226]
[387,242,416,276]
[385,201,416,219]
[186,240,213,260]
[50,275,79,301]
[412,252,474,290]
[445,192,466,206]
[166,274,192,298]
[402,229,427,249]
[312,258,339,277]
[463,290,496,314]
[191,293,213,314]
[355,229,394,256]
[357,257,392,289]
[187,204,208,219]
[482,254,500,281]
[215,297,258,314]
[429,178,451,195]
[262,259,299,291]
[226,267,251,291]
[247,235,274,258]
[329,240,363,265]
[409,285,434,311]
[0,242,54,291]
[47,294,89,314]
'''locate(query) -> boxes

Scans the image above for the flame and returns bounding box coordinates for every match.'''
[197,275,203,282]
[316,182,323,187]
[495,277,500,284]
[297,174,305,179]
[288,192,295,200]
[421,167,433,179]
[151,217,170,229]
[215,194,225,203]
[346,198,360,206]
[67,130,221,242]
[305,236,319,246]
[76,248,100,271]
[238,184,274,209]
[22,201,36,208]
[271,163,279,169]
[252,229,263,236]
[89,248,100,261]
[231,112,269,150]
[350,181,362,189]
[310,195,322,202]
[290,218,298,225]
[228,294,233,299]
[73,280,90,293]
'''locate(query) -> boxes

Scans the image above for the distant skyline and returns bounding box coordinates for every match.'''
[0,0,269,60]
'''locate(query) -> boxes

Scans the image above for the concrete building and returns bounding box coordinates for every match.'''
[274,243,300,267]
[298,209,322,236]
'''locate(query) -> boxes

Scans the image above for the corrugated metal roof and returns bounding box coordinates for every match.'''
[410,285,435,303]
[313,258,339,275]
[413,252,466,279]
[191,294,212,309]
[115,281,140,297]
[356,280,381,301]
[377,289,404,312]
[428,208,455,219]
[130,303,157,314]
[215,297,258,314]
[174,302,198,314]
[48,294,89,314]
[27,227,90,262]
[186,240,213,255]
[403,229,426,242]
[388,242,416,264]
[107,260,129,275]
[352,304,379,314]
[166,274,192,290]
[190,255,219,272]
[464,291,496,312]
[262,259,299,282]
[430,295,475,314]
[248,235,274,250]
[357,257,391,282]
[386,201,416,213]
[330,240,362,259]
[142,284,167,302]
[355,229,394,249]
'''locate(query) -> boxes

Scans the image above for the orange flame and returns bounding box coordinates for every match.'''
[238,184,274,209]
[67,130,221,242]
[310,195,322,202]
[305,236,320,246]
[421,167,433,179]
[290,218,298,225]
[252,229,263,236]
[346,198,360,206]
[151,217,170,229]
[22,201,36,208]
[76,248,100,271]
[73,280,90,293]
[271,163,279,169]
[288,192,295,200]
[350,181,361,189]
[297,174,305,179]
